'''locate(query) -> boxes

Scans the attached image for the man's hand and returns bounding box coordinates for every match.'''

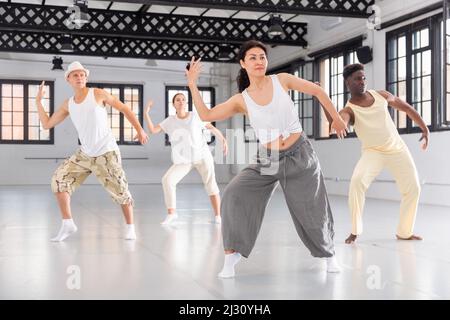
[36,81,46,102]
[419,128,429,150]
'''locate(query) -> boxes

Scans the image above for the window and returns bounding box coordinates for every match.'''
[411,27,432,127]
[387,24,432,132]
[444,1,450,125]
[316,44,360,138]
[0,80,54,144]
[165,86,216,146]
[385,15,450,133]
[386,32,408,129]
[89,83,143,145]
[292,61,314,137]
[320,50,360,112]
[329,54,345,112]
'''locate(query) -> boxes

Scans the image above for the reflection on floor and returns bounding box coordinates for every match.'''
[0,184,449,299]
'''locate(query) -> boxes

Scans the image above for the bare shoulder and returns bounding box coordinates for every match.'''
[230,93,244,103]
[60,98,69,110]
[93,87,111,106]
[93,87,106,97]
[342,105,354,113]
[376,89,394,101]
[272,73,293,92]
[340,106,354,117]
[276,72,291,84]
[229,93,247,113]
[340,106,355,124]
[276,72,290,79]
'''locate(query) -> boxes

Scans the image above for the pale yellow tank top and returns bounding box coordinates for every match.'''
[346,90,405,153]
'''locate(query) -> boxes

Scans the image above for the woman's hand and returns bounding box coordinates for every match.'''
[186,56,202,86]
[145,99,154,114]
[331,116,348,139]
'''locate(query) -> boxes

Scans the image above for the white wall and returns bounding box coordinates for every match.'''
[2,0,449,207]
[232,0,450,206]
[0,55,234,185]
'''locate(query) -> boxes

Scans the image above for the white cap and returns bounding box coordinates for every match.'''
[64,61,90,79]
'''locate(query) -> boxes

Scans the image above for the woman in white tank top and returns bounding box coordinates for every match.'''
[186,40,348,278]
[143,93,228,225]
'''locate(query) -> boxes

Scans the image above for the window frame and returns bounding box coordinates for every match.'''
[0,79,55,145]
[164,85,216,146]
[386,17,435,134]
[386,14,450,134]
[443,1,450,126]
[386,29,409,132]
[88,82,144,145]
[291,60,315,138]
[313,41,362,140]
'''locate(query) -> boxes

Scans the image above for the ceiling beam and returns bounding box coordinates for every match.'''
[0,30,242,62]
[0,3,307,47]
[95,0,374,18]
[138,4,151,13]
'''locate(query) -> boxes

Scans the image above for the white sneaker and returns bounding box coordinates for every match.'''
[161,214,178,225]
[214,216,222,224]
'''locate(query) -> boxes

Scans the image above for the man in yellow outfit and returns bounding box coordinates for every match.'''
[335,63,429,244]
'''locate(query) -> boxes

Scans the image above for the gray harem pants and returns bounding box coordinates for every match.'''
[221,133,335,258]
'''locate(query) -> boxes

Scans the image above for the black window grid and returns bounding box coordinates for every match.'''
[164,86,216,146]
[0,79,54,144]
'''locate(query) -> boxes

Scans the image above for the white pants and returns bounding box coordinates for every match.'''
[162,152,220,209]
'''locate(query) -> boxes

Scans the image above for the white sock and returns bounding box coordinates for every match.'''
[214,216,222,224]
[326,256,341,273]
[51,219,77,242]
[161,213,178,225]
[218,252,241,278]
[124,224,136,240]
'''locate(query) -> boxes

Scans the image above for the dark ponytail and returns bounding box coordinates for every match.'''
[237,68,250,93]
[236,40,268,93]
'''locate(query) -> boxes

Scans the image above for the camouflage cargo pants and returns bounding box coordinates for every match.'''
[51,149,133,205]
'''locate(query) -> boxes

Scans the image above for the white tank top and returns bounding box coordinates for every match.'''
[242,74,303,145]
[68,88,119,157]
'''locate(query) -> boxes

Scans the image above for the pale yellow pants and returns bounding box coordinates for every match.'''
[348,147,420,238]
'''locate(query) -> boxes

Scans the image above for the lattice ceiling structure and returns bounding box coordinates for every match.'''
[0,0,374,62]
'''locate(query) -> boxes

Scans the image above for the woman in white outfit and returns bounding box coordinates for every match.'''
[144,93,228,224]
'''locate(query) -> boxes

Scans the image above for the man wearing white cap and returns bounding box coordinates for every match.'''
[36,61,148,242]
